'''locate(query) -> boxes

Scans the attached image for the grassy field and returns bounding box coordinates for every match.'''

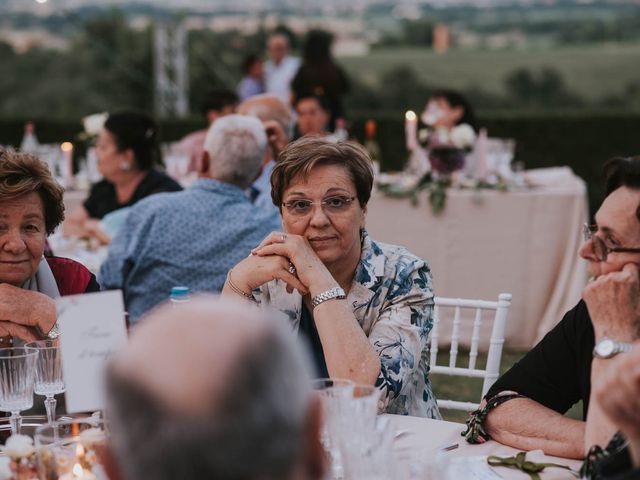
[340,43,640,102]
[431,349,583,424]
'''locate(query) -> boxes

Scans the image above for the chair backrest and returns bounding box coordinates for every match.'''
[430,293,512,412]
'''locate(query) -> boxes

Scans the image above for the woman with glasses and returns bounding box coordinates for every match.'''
[223,136,440,418]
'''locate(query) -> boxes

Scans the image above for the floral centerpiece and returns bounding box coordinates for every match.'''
[77,113,108,144]
[377,113,514,214]
[75,112,108,187]
[418,123,476,175]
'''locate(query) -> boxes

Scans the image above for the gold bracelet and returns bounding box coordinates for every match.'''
[226,270,254,301]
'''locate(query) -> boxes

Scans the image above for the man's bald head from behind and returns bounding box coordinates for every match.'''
[105,298,324,480]
[238,94,293,141]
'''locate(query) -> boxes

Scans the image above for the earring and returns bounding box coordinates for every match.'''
[120,162,131,171]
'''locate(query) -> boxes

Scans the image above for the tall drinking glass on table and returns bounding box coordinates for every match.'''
[0,347,38,434]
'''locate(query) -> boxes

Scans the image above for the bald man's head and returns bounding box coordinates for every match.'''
[106,297,323,480]
[110,299,269,413]
[238,94,292,140]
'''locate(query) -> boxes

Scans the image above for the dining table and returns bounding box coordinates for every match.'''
[0,414,584,480]
[367,167,589,350]
[387,414,582,479]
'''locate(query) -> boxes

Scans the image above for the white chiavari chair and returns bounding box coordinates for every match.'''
[430,293,512,411]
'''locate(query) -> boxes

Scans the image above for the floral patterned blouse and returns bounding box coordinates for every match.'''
[255,230,441,419]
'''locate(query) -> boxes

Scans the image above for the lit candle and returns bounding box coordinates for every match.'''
[57,444,97,480]
[60,141,74,188]
[405,110,418,151]
[58,463,96,480]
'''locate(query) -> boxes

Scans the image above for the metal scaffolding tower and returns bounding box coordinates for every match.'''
[154,22,188,117]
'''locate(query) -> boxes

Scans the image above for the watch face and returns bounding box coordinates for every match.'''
[597,339,615,357]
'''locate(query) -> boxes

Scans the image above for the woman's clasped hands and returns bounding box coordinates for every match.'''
[230,231,338,297]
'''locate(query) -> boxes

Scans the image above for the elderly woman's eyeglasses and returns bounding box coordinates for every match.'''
[282,196,356,216]
[583,223,640,262]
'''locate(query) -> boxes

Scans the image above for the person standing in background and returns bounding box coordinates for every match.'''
[265,33,300,107]
[291,30,349,131]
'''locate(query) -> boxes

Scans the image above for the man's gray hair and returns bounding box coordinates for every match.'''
[203,114,267,188]
[106,317,313,480]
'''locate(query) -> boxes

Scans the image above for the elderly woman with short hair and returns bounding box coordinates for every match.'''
[223,136,439,418]
[0,149,99,347]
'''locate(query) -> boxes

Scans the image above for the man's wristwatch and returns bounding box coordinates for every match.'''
[311,287,346,309]
[593,337,632,359]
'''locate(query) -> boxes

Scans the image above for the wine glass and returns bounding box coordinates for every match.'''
[25,339,65,424]
[0,347,38,434]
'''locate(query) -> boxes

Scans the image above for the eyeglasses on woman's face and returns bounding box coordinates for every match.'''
[282,196,356,217]
[583,223,640,262]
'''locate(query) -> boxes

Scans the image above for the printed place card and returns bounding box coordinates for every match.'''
[57,290,128,413]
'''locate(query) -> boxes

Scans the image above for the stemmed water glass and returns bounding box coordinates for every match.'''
[25,339,65,424]
[0,347,38,434]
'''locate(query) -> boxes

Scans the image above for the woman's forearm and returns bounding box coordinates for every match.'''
[313,299,380,385]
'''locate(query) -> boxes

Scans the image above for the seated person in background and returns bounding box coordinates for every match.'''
[473,156,640,459]
[99,115,281,324]
[178,89,238,172]
[103,298,325,480]
[237,93,292,214]
[64,111,182,243]
[294,92,331,138]
[0,149,99,347]
[421,89,479,133]
[222,137,440,418]
[237,53,265,102]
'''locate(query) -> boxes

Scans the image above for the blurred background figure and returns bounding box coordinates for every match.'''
[104,298,325,480]
[178,89,238,173]
[237,53,265,102]
[265,33,300,107]
[64,111,182,243]
[292,30,349,131]
[294,92,331,138]
[237,94,292,216]
[422,89,479,133]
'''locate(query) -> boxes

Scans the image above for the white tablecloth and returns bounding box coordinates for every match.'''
[388,414,581,479]
[367,171,589,349]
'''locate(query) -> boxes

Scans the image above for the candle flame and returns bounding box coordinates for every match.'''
[405,110,416,121]
[73,463,84,477]
[61,142,73,152]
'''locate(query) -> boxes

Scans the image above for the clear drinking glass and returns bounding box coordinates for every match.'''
[311,378,355,480]
[35,418,108,480]
[0,347,38,434]
[25,340,65,424]
[341,384,384,479]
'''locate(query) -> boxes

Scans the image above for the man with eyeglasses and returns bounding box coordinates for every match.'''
[469,157,640,461]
